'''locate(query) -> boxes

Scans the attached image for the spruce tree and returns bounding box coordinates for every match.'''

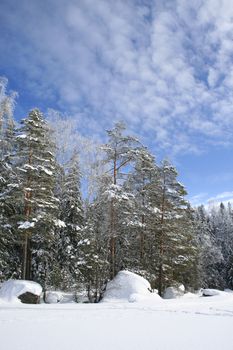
[57,151,84,289]
[80,202,109,302]
[0,78,19,280]
[209,203,233,289]
[194,205,223,288]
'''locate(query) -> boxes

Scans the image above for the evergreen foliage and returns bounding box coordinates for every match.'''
[56,151,84,290]
[0,78,20,280]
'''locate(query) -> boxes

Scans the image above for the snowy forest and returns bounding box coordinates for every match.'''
[0,77,233,302]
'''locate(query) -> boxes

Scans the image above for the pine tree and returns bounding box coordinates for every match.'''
[124,147,158,276]
[151,160,196,295]
[100,122,140,278]
[13,109,59,285]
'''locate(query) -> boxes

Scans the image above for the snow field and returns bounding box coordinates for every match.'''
[1,294,233,350]
[1,274,233,349]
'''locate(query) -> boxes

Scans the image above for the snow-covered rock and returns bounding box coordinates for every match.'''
[45,291,63,303]
[102,270,161,303]
[0,279,42,303]
[163,285,185,299]
[201,288,227,297]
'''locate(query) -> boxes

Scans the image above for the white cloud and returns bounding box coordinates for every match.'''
[1,0,233,154]
[212,191,233,200]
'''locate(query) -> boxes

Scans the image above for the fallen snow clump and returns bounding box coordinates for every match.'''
[0,279,42,303]
[102,270,161,303]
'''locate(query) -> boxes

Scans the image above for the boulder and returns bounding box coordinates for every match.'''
[18,291,40,304]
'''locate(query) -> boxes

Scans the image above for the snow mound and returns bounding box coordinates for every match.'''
[102,270,161,303]
[163,285,185,299]
[0,279,42,303]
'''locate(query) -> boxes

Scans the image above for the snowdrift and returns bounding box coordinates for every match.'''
[102,270,162,303]
[0,279,42,303]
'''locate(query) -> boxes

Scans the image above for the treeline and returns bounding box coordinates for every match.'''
[194,203,233,290]
[0,78,232,301]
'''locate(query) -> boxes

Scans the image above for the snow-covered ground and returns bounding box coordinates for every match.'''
[1,292,233,350]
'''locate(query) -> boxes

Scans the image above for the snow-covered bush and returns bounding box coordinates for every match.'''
[45,291,63,303]
[163,284,185,299]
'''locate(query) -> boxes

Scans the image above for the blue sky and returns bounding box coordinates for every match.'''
[1,0,233,206]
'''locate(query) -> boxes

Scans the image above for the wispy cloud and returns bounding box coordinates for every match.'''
[1,0,233,154]
[189,192,209,207]
[206,191,233,209]
[190,190,233,208]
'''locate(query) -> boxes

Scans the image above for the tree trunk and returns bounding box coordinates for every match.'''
[26,237,31,279]
[21,149,33,280]
[109,151,117,279]
[158,171,166,296]
[110,235,116,279]
[158,263,163,296]
[21,234,31,280]
[22,233,28,280]
[140,214,145,265]
[140,174,146,267]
